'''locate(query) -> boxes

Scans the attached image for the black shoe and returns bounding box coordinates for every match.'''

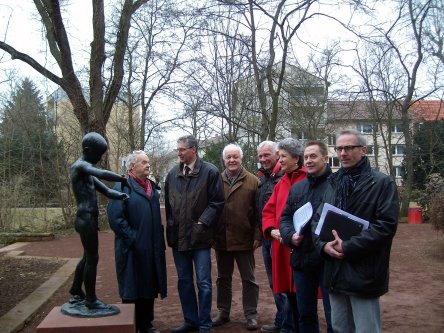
[171,323,199,333]
[147,327,161,333]
[261,323,280,332]
[212,312,230,327]
[246,318,258,331]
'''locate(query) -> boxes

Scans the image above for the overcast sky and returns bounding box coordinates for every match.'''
[0,1,93,95]
[1,1,438,104]
[0,1,359,84]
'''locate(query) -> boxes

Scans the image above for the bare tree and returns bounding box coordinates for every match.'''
[279,43,342,142]
[349,42,407,178]
[199,4,255,143]
[346,0,442,215]
[132,1,198,149]
[424,0,444,64]
[0,0,149,147]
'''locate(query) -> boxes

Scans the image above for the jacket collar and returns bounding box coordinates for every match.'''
[271,161,282,178]
[222,166,247,183]
[258,161,282,179]
[285,166,307,182]
[307,164,332,185]
[179,156,202,176]
[128,177,149,198]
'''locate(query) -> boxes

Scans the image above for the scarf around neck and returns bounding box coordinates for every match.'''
[226,166,243,186]
[335,156,369,209]
[129,172,152,198]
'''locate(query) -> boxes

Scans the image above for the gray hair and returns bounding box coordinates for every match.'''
[278,138,304,168]
[257,140,278,153]
[222,143,243,159]
[177,135,199,150]
[337,129,367,146]
[125,150,147,172]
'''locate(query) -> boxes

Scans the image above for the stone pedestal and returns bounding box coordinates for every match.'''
[36,304,135,333]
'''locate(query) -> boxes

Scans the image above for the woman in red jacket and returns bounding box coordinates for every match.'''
[262,138,306,333]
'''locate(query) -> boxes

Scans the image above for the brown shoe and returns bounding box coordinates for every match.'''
[246,318,258,331]
[212,312,230,327]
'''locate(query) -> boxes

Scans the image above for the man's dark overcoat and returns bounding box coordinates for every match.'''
[108,177,167,300]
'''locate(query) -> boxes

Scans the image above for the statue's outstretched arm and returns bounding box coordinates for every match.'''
[93,177,129,201]
[79,161,127,183]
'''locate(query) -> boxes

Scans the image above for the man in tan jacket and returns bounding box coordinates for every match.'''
[213,143,261,331]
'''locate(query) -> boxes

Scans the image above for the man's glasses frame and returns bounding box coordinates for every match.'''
[174,147,193,153]
[334,145,363,153]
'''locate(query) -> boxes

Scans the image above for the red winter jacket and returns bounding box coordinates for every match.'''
[262,167,307,293]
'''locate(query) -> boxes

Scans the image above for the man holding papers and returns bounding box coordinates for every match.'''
[312,129,399,333]
[280,141,333,333]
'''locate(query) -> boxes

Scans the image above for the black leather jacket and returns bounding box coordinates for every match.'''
[313,159,399,298]
[280,165,332,272]
[165,157,225,251]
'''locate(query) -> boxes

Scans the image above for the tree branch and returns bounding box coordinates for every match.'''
[0,41,62,85]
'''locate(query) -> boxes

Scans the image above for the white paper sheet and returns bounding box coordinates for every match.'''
[292,202,313,234]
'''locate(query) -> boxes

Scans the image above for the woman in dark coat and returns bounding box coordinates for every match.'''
[108,150,167,333]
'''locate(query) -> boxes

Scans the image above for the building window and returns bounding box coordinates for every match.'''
[395,166,405,178]
[391,123,403,133]
[329,156,340,168]
[392,144,406,156]
[367,145,374,155]
[357,123,377,134]
[327,135,336,146]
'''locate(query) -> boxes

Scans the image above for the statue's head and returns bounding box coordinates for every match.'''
[82,132,108,164]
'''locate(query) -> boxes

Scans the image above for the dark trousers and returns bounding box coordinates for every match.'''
[283,292,299,333]
[293,268,332,333]
[215,249,259,320]
[123,298,154,333]
[262,239,287,327]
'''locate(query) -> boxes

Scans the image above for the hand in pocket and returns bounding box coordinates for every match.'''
[190,222,212,248]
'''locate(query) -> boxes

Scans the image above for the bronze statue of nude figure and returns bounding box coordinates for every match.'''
[62,132,129,317]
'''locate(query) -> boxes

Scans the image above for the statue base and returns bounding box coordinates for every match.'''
[36,304,135,333]
[61,298,120,317]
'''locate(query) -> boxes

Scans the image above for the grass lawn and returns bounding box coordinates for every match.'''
[7,207,67,232]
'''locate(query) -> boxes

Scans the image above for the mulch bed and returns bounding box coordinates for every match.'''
[0,253,65,318]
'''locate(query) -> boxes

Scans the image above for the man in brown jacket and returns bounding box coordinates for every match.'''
[213,143,261,331]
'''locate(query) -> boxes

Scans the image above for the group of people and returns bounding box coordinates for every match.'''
[71,129,399,333]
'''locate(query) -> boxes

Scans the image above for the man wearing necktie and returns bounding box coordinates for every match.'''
[165,135,225,333]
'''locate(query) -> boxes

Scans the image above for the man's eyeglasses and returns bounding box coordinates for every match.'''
[174,147,192,153]
[334,145,363,153]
